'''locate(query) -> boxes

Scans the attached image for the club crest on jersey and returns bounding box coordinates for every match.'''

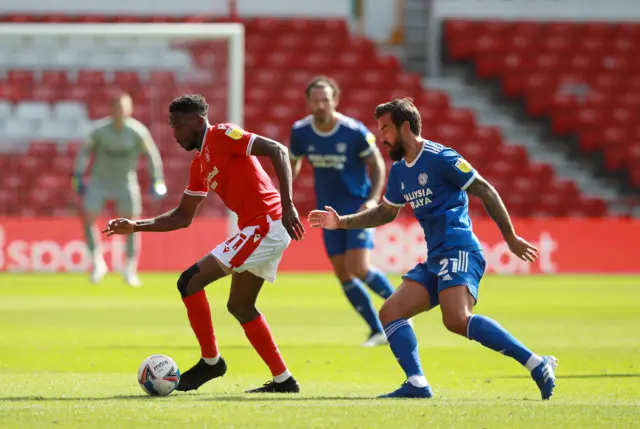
[336,143,347,153]
[418,173,428,186]
[204,146,210,162]
[225,126,244,140]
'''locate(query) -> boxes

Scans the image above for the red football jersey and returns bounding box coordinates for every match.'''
[184,123,282,228]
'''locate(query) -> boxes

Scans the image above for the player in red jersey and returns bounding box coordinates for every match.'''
[103,94,305,393]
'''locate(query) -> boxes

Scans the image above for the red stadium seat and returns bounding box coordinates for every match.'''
[0,16,614,217]
[76,69,106,87]
[40,70,70,88]
[27,141,58,157]
[6,70,35,87]
[448,18,640,192]
[113,71,142,91]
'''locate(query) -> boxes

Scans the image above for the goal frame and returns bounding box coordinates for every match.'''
[0,23,245,127]
[0,23,245,231]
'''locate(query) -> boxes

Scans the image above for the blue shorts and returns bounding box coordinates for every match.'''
[323,228,374,257]
[402,250,486,308]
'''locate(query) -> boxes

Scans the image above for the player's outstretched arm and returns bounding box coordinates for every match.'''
[308,201,400,230]
[250,135,305,240]
[466,175,539,262]
[102,193,204,236]
[71,133,96,194]
[139,129,167,198]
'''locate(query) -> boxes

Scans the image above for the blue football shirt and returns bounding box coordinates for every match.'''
[290,113,378,214]
[383,140,483,259]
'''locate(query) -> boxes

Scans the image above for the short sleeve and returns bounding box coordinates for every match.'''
[184,156,208,197]
[289,128,305,159]
[436,149,478,190]
[356,124,378,158]
[212,123,257,157]
[383,167,406,207]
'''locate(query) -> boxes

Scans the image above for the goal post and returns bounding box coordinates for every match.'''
[0,23,245,126]
[0,23,244,233]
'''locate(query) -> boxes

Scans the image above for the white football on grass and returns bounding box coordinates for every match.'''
[137,354,180,396]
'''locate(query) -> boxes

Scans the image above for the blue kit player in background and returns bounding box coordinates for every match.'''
[290,76,396,347]
[308,98,557,399]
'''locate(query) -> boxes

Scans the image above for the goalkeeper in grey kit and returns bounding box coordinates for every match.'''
[72,93,167,286]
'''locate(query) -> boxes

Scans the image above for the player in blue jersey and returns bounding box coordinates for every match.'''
[290,76,396,347]
[308,98,557,400]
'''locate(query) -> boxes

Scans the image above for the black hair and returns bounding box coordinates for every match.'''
[374,97,422,135]
[169,94,209,115]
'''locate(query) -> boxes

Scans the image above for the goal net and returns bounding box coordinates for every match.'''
[0,23,244,272]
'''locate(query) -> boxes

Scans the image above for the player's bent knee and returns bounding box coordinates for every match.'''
[378,299,399,326]
[177,263,200,298]
[329,255,351,283]
[441,311,471,336]
[352,267,369,281]
[337,274,355,284]
[333,266,352,284]
[226,299,258,324]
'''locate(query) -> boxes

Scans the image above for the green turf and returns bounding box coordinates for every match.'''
[1,273,639,428]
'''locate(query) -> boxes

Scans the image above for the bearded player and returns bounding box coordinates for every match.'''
[103,94,304,393]
[309,98,557,399]
[290,76,395,347]
[73,93,166,287]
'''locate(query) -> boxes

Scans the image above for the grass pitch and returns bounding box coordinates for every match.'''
[0,273,639,428]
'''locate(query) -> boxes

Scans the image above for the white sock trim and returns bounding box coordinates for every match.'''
[202,355,220,366]
[525,354,543,372]
[273,369,291,383]
[384,319,409,339]
[466,314,476,339]
[407,375,429,388]
[364,269,376,284]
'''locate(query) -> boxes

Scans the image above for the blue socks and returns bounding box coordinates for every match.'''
[363,267,395,299]
[384,319,424,378]
[341,279,384,333]
[381,314,536,392]
[467,314,533,366]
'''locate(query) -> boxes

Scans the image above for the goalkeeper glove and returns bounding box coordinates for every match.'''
[150,179,167,199]
[71,174,85,196]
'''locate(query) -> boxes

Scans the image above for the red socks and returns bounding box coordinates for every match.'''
[182,290,219,358]
[242,314,288,376]
[182,294,287,377]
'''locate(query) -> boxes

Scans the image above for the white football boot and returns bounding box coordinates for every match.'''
[90,259,108,284]
[123,260,141,288]
[362,331,389,347]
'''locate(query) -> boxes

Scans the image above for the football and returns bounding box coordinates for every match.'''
[137,354,181,396]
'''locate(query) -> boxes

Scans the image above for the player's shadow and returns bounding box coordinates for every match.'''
[200,395,377,402]
[0,395,377,402]
[85,344,257,351]
[495,373,640,380]
[0,395,155,402]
